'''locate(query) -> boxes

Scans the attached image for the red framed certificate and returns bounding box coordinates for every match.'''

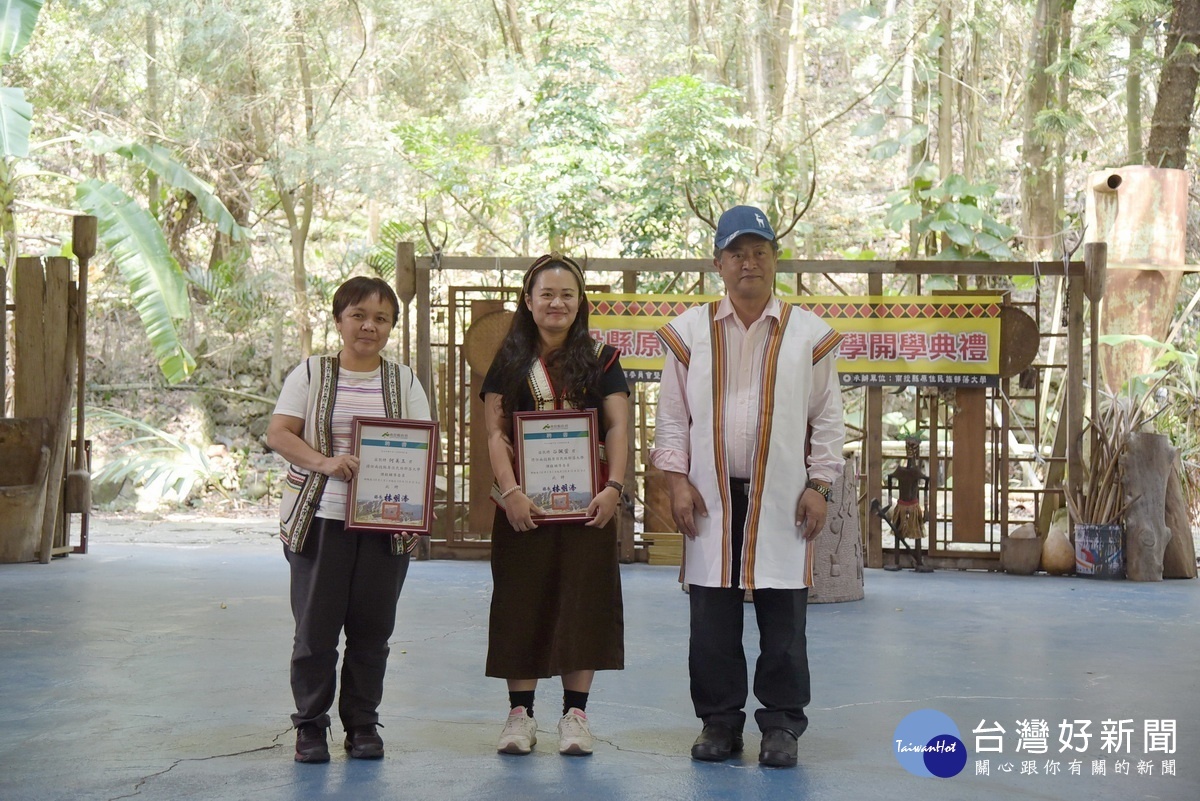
[346,417,438,534]
[512,409,600,523]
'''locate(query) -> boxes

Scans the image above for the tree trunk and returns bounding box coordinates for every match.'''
[146,13,160,220]
[280,182,314,360]
[1126,23,1146,163]
[745,0,772,152]
[1120,432,1175,582]
[365,7,380,245]
[688,0,702,74]
[938,1,954,256]
[781,0,805,121]
[1020,0,1063,256]
[900,12,919,255]
[961,0,982,183]
[497,0,524,59]
[1052,2,1075,229]
[1145,0,1200,168]
[284,9,318,359]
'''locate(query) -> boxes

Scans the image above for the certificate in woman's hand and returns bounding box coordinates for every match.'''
[346,417,438,533]
[512,409,599,524]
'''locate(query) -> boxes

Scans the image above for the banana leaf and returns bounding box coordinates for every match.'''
[0,86,31,158]
[76,179,196,384]
[80,132,246,240]
[0,0,43,66]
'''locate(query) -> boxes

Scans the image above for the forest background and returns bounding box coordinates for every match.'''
[0,0,1197,516]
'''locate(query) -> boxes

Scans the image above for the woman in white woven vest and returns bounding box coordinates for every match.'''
[267,276,430,764]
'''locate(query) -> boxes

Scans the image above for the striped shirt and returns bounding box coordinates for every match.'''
[274,365,388,521]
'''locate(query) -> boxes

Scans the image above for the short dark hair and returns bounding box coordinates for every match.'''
[332,276,400,324]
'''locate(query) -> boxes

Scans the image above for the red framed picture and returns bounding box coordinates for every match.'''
[510,409,600,524]
[346,417,438,534]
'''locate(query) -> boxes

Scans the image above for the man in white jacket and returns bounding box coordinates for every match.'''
[651,205,845,768]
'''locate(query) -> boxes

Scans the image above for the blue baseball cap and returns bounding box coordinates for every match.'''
[715,205,776,250]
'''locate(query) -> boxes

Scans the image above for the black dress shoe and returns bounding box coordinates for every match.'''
[690,723,745,762]
[759,727,798,768]
[344,724,385,759]
[295,724,330,763]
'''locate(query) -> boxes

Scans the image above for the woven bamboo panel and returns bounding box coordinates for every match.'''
[644,532,684,565]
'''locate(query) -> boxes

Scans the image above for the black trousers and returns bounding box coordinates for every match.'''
[285,517,410,730]
[688,480,811,735]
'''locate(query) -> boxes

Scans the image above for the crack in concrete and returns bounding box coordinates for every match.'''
[107,735,287,801]
[394,623,483,644]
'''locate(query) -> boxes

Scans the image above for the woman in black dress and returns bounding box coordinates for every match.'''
[481,253,629,756]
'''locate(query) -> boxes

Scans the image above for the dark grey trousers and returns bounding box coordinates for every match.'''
[285,517,409,730]
[688,479,811,735]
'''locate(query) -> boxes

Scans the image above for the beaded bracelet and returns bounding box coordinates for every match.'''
[499,485,523,499]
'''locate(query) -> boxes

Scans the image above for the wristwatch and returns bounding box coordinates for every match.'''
[805,480,832,501]
[604,480,624,494]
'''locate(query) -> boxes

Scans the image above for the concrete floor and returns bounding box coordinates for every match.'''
[1,516,1197,801]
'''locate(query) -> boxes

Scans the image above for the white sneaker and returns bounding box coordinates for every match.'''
[497,706,537,755]
[557,708,593,755]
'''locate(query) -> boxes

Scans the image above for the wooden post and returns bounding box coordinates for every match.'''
[414,252,437,540]
[865,272,883,567]
[1036,409,1066,536]
[445,286,458,546]
[414,251,433,416]
[1,263,6,416]
[14,257,76,563]
[14,257,48,420]
[617,271,638,562]
[41,258,75,561]
[1066,266,1085,522]
[1000,378,1010,537]
[395,241,416,365]
[928,392,940,551]
[951,388,987,542]
[1083,242,1107,460]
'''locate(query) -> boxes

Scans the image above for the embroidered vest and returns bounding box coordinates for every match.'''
[278,356,415,555]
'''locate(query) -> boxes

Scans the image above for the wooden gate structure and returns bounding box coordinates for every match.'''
[0,217,96,563]
[395,245,1102,571]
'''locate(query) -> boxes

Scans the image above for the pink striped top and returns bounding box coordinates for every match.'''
[274,366,388,520]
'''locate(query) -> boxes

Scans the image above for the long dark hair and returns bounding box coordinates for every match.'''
[490,254,605,414]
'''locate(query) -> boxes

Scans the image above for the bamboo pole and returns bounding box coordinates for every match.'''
[1,263,6,416]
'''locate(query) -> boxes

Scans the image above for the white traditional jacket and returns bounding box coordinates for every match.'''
[657,300,845,589]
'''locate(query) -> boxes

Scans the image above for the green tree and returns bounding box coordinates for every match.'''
[2,1,244,384]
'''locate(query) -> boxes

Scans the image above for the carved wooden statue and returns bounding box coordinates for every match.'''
[871,438,933,572]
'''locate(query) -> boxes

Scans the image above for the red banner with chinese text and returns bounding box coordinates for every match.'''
[588,294,1002,386]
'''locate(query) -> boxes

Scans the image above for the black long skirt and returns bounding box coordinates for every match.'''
[485,508,625,678]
